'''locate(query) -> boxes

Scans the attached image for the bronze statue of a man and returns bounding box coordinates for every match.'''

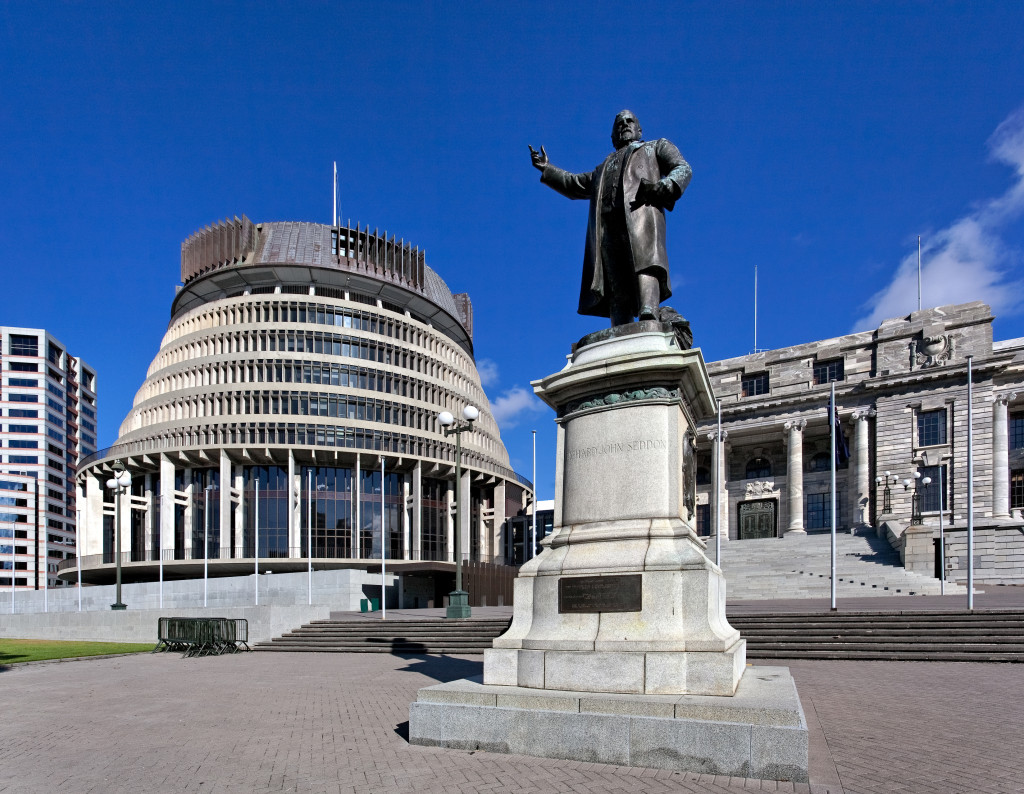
[530,110,692,327]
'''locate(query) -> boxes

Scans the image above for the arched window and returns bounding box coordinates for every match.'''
[745,457,771,479]
[809,452,831,472]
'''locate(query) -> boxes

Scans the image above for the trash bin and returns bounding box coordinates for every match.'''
[360,598,369,613]
[370,597,380,611]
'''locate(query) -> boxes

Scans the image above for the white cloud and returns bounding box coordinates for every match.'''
[853,107,1024,331]
[476,358,499,388]
[489,386,546,429]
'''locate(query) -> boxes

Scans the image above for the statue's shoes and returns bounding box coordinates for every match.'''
[638,306,658,320]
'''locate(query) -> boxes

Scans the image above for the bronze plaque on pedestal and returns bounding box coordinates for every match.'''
[558,574,642,613]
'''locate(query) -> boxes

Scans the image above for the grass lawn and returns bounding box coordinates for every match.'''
[0,638,154,665]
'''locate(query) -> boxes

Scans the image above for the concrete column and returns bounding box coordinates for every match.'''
[219,450,232,558]
[401,474,411,560]
[83,474,105,556]
[992,393,1017,519]
[851,410,874,530]
[445,480,454,562]
[460,469,471,564]
[411,459,422,560]
[288,451,300,557]
[785,419,807,534]
[492,480,507,564]
[233,464,245,558]
[707,429,729,545]
[144,473,155,560]
[159,455,175,558]
[183,468,195,554]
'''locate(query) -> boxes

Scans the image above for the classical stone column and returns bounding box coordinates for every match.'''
[706,428,729,546]
[992,393,1017,519]
[785,420,807,534]
[851,410,874,531]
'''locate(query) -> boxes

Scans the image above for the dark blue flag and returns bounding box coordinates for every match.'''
[830,393,850,466]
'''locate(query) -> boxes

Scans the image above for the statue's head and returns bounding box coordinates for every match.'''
[611,110,642,149]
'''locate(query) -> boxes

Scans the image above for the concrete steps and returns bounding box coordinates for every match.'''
[255,610,1024,662]
[719,531,967,601]
[254,617,511,654]
[732,610,1024,662]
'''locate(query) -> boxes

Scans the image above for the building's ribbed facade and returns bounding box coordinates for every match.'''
[2,326,97,591]
[67,218,531,593]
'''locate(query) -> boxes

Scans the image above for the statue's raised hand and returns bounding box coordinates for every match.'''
[528,144,548,171]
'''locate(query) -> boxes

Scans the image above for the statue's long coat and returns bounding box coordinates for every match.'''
[540,139,691,318]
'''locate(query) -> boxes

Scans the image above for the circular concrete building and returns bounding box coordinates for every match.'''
[66,217,531,604]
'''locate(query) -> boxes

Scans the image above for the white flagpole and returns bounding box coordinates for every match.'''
[381,456,386,620]
[204,486,209,608]
[830,381,837,612]
[333,162,338,226]
[967,355,975,610]
[716,400,722,567]
[254,480,260,606]
[753,265,758,352]
[531,430,537,559]
[921,234,929,311]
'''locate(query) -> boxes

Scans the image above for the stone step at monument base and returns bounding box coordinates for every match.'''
[718,531,966,600]
[409,666,808,782]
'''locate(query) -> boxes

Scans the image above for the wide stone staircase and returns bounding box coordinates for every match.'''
[718,530,966,601]
[254,610,1024,662]
[254,616,511,655]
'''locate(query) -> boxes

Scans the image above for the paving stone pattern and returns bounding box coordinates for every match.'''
[0,650,1021,793]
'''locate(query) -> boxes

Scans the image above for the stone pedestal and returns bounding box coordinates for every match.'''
[410,328,807,780]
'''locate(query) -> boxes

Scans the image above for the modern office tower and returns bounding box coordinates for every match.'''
[69,217,531,605]
[1,327,97,591]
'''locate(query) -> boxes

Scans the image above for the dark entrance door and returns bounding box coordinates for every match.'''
[738,499,778,539]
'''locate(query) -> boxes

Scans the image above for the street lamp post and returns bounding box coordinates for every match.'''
[909,471,923,525]
[438,404,478,620]
[875,471,899,515]
[105,460,132,610]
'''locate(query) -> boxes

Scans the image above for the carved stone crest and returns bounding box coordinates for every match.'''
[745,480,777,497]
[564,387,678,416]
[911,334,953,369]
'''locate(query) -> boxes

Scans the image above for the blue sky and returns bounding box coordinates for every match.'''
[2,2,1023,500]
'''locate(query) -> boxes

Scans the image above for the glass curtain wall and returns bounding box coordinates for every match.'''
[301,466,354,558]
[242,466,290,557]
[190,469,220,559]
[358,469,403,559]
[421,477,449,561]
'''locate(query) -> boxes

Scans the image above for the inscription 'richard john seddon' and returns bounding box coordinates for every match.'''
[559,574,643,613]
[567,438,667,460]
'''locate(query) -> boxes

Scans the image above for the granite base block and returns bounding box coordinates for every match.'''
[409,666,808,782]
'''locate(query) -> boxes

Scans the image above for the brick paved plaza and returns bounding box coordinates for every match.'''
[1,649,1022,793]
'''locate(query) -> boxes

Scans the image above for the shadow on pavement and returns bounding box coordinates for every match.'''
[394,654,482,683]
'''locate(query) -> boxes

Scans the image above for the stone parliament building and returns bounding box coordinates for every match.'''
[694,300,1024,585]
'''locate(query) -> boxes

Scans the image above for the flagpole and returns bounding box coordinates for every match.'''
[716,399,722,568]
[938,464,945,596]
[830,381,837,612]
[254,480,260,606]
[531,430,537,560]
[333,162,338,226]
[921,234,929,311]
[967,355,974,611]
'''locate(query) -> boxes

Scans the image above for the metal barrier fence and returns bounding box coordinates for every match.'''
[154,617,250,657]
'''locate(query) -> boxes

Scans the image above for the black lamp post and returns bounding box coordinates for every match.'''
[105,460,131,610]
[875,471,899,514]
[439,404,478,620]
